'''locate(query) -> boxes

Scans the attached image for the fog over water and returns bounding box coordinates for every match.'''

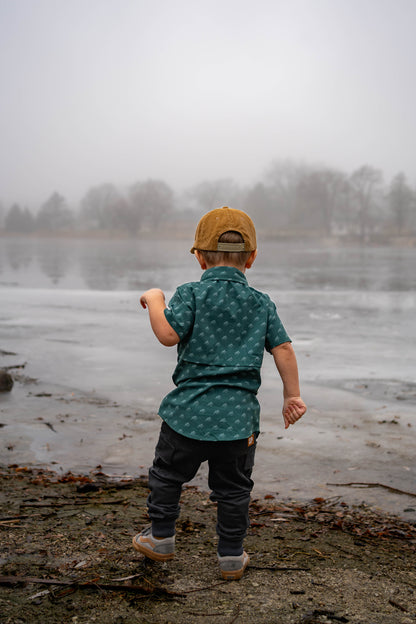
[1,0,416,208]
[1,238,415,517]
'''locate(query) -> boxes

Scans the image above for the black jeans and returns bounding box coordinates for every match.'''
[147,421,257,555]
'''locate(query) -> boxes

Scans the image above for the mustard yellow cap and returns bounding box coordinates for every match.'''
[190,206,257,254]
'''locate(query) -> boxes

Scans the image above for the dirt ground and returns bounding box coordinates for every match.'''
[1,466,416,624]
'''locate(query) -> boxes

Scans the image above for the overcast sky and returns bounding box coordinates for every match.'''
[1,0,415,207]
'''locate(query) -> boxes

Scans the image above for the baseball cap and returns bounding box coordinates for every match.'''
[190,206,257,254]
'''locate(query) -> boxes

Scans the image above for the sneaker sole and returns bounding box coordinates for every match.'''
[220,552,250,580]
[132,535,175,562]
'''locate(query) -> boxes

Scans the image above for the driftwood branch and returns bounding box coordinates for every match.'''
[389,598,408,612]
[3,362,26,371]
[327,482,416,498]
[20,499,127,508]
[0,575,185,597]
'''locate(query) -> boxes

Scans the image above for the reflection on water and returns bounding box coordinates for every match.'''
[1,236,416,292]
[37,240,73,285]
[3,239,32,272]
[0,237,193,291]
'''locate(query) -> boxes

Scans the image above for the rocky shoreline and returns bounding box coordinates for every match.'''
[1,465,416,624]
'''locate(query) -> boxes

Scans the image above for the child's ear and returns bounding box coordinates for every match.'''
[245,250,257,269]
[194,250,207,270]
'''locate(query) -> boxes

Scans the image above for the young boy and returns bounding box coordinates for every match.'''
[133,206,306,580]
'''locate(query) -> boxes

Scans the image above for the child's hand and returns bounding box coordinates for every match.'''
[140,288,165,309]
[282,397,306,429]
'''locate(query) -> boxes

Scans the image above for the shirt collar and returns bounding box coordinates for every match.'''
[201,266,248,285]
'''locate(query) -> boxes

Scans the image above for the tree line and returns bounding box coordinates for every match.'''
[1,161,415,240]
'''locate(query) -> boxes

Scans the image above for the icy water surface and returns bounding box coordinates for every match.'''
[1,237,415,518]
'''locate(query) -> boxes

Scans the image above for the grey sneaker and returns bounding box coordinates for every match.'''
[132,526,175,562]
[218,551,249,580]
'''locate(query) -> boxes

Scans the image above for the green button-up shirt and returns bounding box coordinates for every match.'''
[159,266,290,441]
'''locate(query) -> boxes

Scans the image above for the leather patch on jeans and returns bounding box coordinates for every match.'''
[247,434,255,447]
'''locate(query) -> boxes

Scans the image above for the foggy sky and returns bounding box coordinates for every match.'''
[1,0,415,207]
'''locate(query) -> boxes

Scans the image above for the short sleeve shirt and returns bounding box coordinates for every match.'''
[159,266,291,441]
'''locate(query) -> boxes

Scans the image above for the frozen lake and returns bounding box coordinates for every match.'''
[1,236,415,518]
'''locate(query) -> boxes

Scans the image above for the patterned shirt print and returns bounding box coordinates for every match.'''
[159,266,291,441]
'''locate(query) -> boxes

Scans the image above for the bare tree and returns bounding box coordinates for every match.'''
[80,184,128,230]
[388,172,414,234]
[186,179,242,215]
[5,204,35,233]
[37,193,73,231]
[296,168,348,235]
[265,160,310,228]
[243,183,274,228]
[129,179,174,230]
[349,165,383,240]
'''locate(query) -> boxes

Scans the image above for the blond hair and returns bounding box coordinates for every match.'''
[198,231,251,269]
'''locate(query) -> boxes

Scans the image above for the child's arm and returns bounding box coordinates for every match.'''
[271,342,307,429]
[140,288,180,347]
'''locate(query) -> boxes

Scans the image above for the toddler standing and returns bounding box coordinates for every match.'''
[133,207,306,580]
